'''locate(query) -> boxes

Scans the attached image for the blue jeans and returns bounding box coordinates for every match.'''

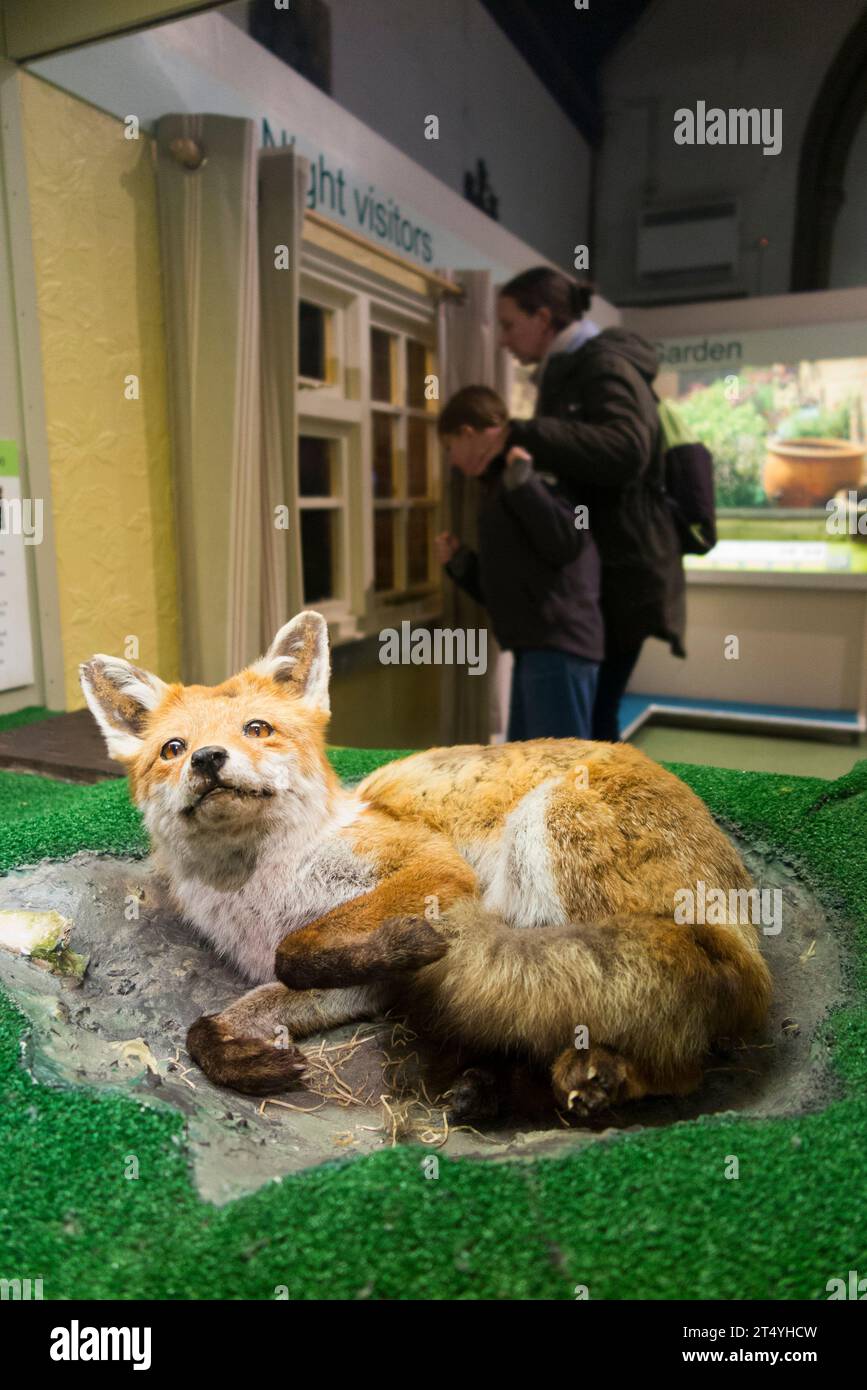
[507,649,600,742]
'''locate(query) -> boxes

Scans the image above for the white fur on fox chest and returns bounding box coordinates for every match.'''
[167,830,377,986]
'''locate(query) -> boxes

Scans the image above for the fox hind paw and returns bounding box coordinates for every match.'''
[446,1066,501,1122]
[551,1044,645,1118]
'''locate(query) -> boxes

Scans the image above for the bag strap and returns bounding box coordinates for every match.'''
[657,397,693,450]
[645,385,669,494]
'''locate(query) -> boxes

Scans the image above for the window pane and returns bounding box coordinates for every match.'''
[407,508,430,585]
[406,340,428,408]
[299,300,328,380]
[407,418,429,497]
[371,328,395,402]
[374,509,395,592]
[298,436,334,497]
[372,412,396,498]
[301,509,337,603]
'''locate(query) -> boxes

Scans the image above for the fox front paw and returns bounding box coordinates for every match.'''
[186,1013,307,1096]
[274,914,449,990]
[375,915,450,971]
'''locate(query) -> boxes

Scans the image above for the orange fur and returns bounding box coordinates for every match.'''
[79,613,772,1114]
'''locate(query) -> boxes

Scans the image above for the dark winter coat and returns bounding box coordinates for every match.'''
[507,328,686,657]
[445,455,604,663]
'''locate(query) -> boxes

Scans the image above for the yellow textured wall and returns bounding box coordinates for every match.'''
[19,72,179,706]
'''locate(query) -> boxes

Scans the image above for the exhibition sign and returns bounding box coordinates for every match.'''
[657,323,867,519]
[28,10,543,282]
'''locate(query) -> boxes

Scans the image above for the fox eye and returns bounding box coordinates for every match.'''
[243,719,273,738]
[160,738,186,761]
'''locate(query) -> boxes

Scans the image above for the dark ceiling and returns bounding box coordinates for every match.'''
[479,0,655,146]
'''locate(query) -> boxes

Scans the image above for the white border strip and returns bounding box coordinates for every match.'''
[621,701,866,742]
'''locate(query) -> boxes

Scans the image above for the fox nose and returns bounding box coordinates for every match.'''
[191,745,228,776]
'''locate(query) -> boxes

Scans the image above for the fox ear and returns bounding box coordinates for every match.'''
[79,656,168,761]
[253,611,330,713]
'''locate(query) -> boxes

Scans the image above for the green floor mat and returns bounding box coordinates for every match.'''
[1,747,865,1299]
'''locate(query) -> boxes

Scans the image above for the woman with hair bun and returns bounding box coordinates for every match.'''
[487,266,685,741]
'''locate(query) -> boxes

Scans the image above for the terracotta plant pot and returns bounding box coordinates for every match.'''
[763,437,866,507]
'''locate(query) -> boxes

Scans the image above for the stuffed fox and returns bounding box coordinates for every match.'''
[80,611,771,1117]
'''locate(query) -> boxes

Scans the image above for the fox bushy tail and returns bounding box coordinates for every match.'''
[400,901,772,1090]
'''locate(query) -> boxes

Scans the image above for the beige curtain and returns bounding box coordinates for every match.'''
[155,114,261,684]
[437,270,513,744]
[257,148,310,646]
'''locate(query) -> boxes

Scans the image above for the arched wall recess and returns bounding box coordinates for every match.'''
[791,9,867,292]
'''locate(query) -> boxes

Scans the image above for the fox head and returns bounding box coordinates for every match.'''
[80,612,338,858]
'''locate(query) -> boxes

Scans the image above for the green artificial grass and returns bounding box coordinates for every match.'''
[1,731,866,1299]
[0,704,61,733]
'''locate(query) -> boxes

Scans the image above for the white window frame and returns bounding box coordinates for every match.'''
[296,243,443,644]
[295,422,351,619]
[369,309,439,608]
